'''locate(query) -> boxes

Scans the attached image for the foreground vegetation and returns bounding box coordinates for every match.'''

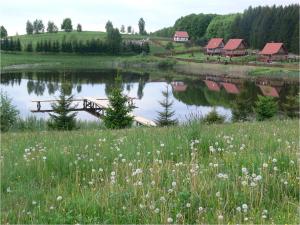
[1,119,299,224]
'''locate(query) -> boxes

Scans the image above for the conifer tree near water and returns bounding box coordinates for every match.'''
[156,85,178,127]
[47,83,78,130]
[102,74,134,129]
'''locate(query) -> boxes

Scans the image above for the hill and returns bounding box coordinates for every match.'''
[1,120,298,224]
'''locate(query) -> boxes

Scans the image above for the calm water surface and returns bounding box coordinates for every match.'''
[1,69,298,122]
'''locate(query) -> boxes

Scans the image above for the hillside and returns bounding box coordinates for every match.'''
[1,120,298,224]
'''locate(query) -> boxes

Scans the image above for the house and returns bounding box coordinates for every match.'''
[259,42,288,62]
[203,80,220,92]
[173,31,189,42]
[258,85,279,97]
[223,39,247,56]
[171,81,187,92]
[205,38,224,55]
[220,82,240,94]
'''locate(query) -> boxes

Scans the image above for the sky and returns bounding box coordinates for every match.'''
[1,0,298,35]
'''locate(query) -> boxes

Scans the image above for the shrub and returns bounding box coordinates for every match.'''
[254,95,278,121]
[158,59,177,69]
[0,92,19,132]
[201,108,225,124]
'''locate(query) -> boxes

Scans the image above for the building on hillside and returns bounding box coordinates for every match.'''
[223,39,247,57]
[173,31,189,42]
[258,42,288,62]
[205,38,224,55]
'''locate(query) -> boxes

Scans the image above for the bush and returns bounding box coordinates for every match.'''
[158,59,177,69]
[254,95,278,121]
[0,92,19,132]
[201,108,225,124]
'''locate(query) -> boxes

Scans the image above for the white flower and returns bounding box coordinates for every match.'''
[263,163,268,168]
[176,213,182,218]
[242,167,248,174]
[218,215,224,220]
[98,168,103,172]
[254,175,262,181]
[262,215,267,219]
[242,204,248,210]
[56,196,63,201]
[198,207,204,212]
[216,192,221,197]
[167,217,173,223]
[42,156,47,160]
[154,208,160,213]
[160,143,165,147]
[186,203,191,208]
[273,166,278,171]
[49,206,54,210]
[32,200,37,205]
[172,181,177,188]
[111,171,116,176]
[272,158,277,163]
[151,181,155,186]
[6,187,11,193]
[160,196,166,202]
[236,206,241,212]
[242,181,248,186]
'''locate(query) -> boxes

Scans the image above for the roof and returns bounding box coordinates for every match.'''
[171,82,187,92]
[204,80,220,92]
[223,39,245,50]
[259,43,288,55]
[174,31,189,38]
[221,82,240,94]
[206,38,224,49]
[258,85,279,97]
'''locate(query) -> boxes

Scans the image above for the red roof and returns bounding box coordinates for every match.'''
[223,39,245,50]
[259,43,288,55]
[221,82,240,94]
[174,31,189,38]
[204,80,220,92]
[206,38,224,49]
[171,82,187,92]
[258,85,279,97]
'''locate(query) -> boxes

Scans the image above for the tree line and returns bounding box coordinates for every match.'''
[152,4,299,53]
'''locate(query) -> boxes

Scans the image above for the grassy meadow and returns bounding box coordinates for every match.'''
[1,119,299,224]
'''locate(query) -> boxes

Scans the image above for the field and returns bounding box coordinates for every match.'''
[1,120,299,224]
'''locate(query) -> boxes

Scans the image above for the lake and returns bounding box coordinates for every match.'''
[1,69,298,123]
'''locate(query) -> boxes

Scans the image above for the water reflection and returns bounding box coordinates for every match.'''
[1,70,298,122]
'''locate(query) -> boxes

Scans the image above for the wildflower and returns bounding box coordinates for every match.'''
[218,215,224,220]
[262,214,267,219]
[168,189,173,193]
[111,171,116,176]
[167,217,173,223]
[160,196,166,202]
[98,168,103,172]
[241,167,248,174]
[172,181,176,188]
[272,158,277,163]
[198,207,204,212]
[151,181,156,186]
[6,187,11,193]
[186,203,191,208]
[176,213,182,219]
[56,196,63,201]
[273,166,278,171]
[250,181,257,187]
[242,181,248,186]
[216,192,221,198]
[154,208,160,213]
[49,206,54,210]
[160,143,165,147]
[32,200,37,205]
[236,206,241,212]
[242,204,248,212]
[139,204,144,209]
[254,175,262,181]
[42,156,47,160]
[263,163,268,168]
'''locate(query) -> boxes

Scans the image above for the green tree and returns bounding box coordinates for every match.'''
[61,18,73,32]
[165,42,174,50]
[26,21,34,34]
[106,28,122,54]
[127,26,132,34]
[282,93,299,118]
[1,25,8,38]
[47,21,58,33]
[254,95,278,121]
[25,42,33,52]
[77,24,82,32]
[0,92,19,132]
[102,74,134,129]
[120,25,125,33]
[202,108,225,124]
[155,85,178,126]
[105,20,113,32]
[138,18,146,35]
[47,83,78,130]
[33,19,44,34]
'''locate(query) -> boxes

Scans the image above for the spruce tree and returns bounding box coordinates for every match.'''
[47,82,78,130]
[155,85,178,126]
[102,74,134,129]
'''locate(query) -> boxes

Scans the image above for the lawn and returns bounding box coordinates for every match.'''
[1,119,299,224]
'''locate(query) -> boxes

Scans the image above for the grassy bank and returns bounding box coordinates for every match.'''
[1,120,298,224]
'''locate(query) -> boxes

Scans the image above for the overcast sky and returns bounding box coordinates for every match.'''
[1,0,298,35]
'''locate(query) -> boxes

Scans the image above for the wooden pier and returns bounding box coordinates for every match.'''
[31,97,156,127]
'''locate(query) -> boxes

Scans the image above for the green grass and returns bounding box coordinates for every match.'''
[1,120,299,224]
[1,52,161,70]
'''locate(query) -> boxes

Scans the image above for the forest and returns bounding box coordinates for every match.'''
[152,4,299,53]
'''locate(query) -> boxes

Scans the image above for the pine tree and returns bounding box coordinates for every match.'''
[282,93,299,118]
[254,95,278,121]
[102,74,134,129]
[47,83,78,130]
[155,85,178,126]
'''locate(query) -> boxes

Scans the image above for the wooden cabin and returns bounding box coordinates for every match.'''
[259,42,288,62]
[223,39,247,56]
[171,81,187,92]
[205,38,224,55]
[173,31,189,42]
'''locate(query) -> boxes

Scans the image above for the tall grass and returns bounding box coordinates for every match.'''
[1,120,299,224]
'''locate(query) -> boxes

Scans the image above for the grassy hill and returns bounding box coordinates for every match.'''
[1,120,298,224]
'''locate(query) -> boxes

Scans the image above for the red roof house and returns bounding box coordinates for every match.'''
[223,39,247,56]
[221,82,240,94]
[173,31,189,42]
[171,81,188,92]
[258,85,279,97]
[204,80,220,92]
[259,43,288,62]
[206,38,225,55]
